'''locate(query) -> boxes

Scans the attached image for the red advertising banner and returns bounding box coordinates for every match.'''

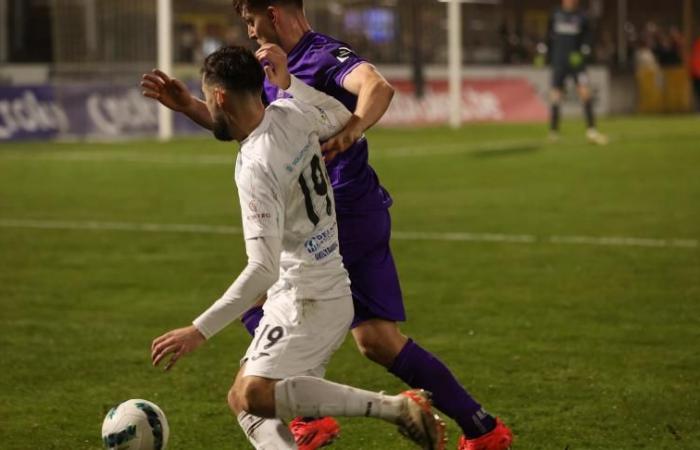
[380,78,548,126]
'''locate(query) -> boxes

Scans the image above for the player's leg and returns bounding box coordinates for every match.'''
[549,68,566,139]
[235,293,446,448]
[352,319,501,439]
[233,374,445,448]
[229,366,297,450]
[576,72,608,145]
[343,210,511,446]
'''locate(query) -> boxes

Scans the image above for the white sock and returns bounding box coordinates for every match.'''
[274,376,404,423]
[237,411,296,450]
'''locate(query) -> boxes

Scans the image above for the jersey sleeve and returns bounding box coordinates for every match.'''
[192,236,281,339]
[237,161,284,240]
[321,44,366,88]
[285,75,352,141]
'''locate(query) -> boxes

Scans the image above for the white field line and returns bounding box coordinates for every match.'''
[0,218,696,250]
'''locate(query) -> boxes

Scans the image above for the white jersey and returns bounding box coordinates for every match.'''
[236,76,352,302]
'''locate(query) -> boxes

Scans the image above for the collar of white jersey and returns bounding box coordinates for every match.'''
[240,110,272,149]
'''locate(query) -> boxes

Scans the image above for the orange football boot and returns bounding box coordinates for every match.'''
[289,417,340,450]
[457,418,513,450]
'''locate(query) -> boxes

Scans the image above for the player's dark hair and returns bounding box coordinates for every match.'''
[232,0,303,15]
[201,46,264,94]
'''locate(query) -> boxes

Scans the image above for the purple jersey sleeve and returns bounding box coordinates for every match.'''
[323,45,366,88]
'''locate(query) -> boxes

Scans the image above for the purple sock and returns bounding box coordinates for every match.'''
[389,339,496,439]
[241,306,264,336]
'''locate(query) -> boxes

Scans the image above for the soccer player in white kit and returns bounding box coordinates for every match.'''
[147,44,446,450]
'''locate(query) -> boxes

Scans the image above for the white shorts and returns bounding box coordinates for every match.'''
[242,292,353,380]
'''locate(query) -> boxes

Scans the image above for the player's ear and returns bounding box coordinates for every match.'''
[214,88,226,108]
[267,6,280,27]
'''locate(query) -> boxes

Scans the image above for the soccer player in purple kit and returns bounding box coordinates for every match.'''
[141,1,513,448]
[237,2,513,450]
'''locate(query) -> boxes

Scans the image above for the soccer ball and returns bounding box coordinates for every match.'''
[102,399,170,450]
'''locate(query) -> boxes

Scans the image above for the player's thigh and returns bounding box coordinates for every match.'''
[550,68,567,97]
[338,210,406,327]
[242,293,353,380]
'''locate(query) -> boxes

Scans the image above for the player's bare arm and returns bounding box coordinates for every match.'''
[321,63,394,161]
[140,69,215,130]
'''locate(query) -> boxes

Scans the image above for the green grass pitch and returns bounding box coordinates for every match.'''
[1,117,699,449]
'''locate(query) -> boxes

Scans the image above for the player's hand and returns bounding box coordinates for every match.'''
[141,69,194,113]
[255,44,291,90]
[569,51,584,68]
[151,325,206,371]
[322,115,363,162]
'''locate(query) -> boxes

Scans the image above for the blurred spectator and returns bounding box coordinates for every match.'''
[692,35,700,112]
[635,33,660,72]
[202,24,224,58]
[176,24,198,63]
[653,26,683,67]
[595,31,615,66]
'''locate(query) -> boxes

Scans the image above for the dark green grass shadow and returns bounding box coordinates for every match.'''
[470,141,545,158]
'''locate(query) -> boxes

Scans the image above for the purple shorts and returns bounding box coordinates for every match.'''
[337,210,405,328]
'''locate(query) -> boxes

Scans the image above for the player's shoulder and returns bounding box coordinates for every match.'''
[236,147,283,193]
[244,103,312,165]
[302,32,361,66]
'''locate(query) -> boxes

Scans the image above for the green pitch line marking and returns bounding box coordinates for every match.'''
[0,218,696,250]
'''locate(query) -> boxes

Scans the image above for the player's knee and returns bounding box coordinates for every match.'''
[353,322,407,367]
[227,385,244,414]
[239,377,275,417]
[550,90,562,105]
[357,340,393,366]
[578,88,591,102]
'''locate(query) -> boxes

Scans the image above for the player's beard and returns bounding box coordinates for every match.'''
[212,111,234,142]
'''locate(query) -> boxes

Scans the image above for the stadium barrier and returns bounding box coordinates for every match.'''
[0,84,201,141]
[0,77,548,141]
[636,67,693,113]
[380,78,548,126]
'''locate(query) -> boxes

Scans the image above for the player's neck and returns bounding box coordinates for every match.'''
[229,102,265,143]
[279,13,312,53]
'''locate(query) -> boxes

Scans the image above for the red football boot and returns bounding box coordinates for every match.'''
[457,418,513,450]
[289,417,340,450]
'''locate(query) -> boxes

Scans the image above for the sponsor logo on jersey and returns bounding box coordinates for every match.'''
[304,226,337,254]
[247,212,272,224]
[246,198,272,224]
[332,47,354,63]
[286,141,311,172]
[313,242,339,261]
[555,20,581,35]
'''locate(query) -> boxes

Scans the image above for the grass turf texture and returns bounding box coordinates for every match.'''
[1,116,699,450]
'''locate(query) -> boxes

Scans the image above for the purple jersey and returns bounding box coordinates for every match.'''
[263,31,392,214]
